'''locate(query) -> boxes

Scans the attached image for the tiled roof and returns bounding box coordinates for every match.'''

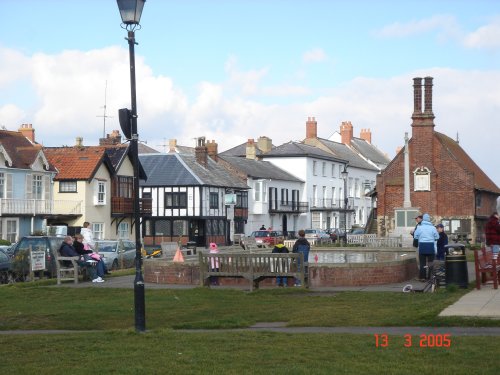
[435,132,500,193]
[140,153,248,189]
[263,141,346,162]
[220,142,273,157]
[44,146,112,181]
[316,138,379,171]
[219,155,303,182]
[0,130,55,171]
[350,138,391,166]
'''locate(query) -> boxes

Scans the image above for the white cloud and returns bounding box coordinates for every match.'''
[375,15,459,39]
[463,19,500,49]
[0,48,31,87]
[0,46,499,186]
[302,48,327,63]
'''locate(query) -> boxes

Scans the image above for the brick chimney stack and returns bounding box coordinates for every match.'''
[257,136,272,153]
[99,129,122,146]
[19,124,35,143]
[423,76,434,117]
[412,77,423,116]
[168,139,177,153]
[195,137,208,167]
[206,140,218,161]
[306,117,317,139]
[246,139,256,160]
[340,121,353,145]
[359,128,372,144]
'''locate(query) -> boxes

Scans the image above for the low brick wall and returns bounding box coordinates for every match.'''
[308,259,417,287]
[144,256,418,287]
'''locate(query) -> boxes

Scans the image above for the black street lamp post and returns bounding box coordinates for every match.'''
[116,0,146,332]
[341,165,349,245]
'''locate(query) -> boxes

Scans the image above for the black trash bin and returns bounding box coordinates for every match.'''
[186,241,197,255]
[444,243,468,288]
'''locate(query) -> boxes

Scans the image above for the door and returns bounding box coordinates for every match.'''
[189,220,205,246]
[282,215,288,238]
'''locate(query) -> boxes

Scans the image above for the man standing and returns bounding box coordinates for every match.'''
[485,212,500,259]
[410,215,423,248]
[292,229,310,287]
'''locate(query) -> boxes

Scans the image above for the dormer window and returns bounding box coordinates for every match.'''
[413,167,431,191]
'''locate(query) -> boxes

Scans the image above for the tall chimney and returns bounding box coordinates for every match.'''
[75,137,83,147]
[168,139,177,153]
[19,124,35,143]
[306,117,317,139]
[340,121,353,145]
[206,140,218,161]
[195,137,208,167]
[412,77,423,116]
[359,128,372,144]
[246,139,256,160]
[424,76,434,116]
[257,136,272,153]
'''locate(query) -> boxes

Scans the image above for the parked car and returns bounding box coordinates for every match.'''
[0,245,13,257]
[95,240,137,270]
[304,229,330,241]
[12,236,64,279]
[350,228,365,235]
[249,230,285,247]
[0,249,13,284]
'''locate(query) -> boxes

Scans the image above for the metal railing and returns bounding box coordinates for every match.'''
[268,200,309,213]
[0,198,82,216]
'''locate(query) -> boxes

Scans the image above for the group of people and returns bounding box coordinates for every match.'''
[272,229,310,287]
[59,222,109,283]
[411,214,448,281]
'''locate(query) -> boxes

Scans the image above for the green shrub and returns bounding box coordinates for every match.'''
[0,238,11,245]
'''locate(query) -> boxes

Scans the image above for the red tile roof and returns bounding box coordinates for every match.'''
[0,130,55,171]
[435,132,500,193]
[44,146,112,181]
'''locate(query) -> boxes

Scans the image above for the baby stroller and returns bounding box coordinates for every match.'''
[403,260,446,293]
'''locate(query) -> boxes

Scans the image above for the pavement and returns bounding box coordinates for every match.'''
[60,261,499,319]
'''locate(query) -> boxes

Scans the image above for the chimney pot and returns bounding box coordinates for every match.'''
[306,116,318,139]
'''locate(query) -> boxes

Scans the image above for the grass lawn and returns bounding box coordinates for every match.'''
[0,283,498,373]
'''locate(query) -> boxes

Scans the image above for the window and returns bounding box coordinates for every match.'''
[475,192,482,208]
[173,220,187,236]
[59,181,77,193]
[254,181,261,201]
[33,175,43,199]
[118,222,129,239]
[331,164,336,178]
[312,161,317,176]
[348,178,354,197]
[155,220,171,236]
[165,192,187,208]
[414,167,431,191]
[355,178,360,198]
[6,219,18,243]
[94,180,106,205]
[281,189,288,204]
[92,223,104,240]
[312,185,317,206]
[209,192,219,209]
[331,187,336,204]
[0,173,4,199]
[322,162,326,176]
[117,176,133,198]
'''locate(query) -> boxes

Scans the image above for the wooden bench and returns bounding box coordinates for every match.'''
[54,252,81,285]
[198,252,305,291]
[474,247,499,290]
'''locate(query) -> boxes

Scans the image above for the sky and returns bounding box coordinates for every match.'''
[1,0,499,186]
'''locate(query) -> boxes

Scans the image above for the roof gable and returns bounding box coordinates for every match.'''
[0,130,54,171]
[435,132,499,193]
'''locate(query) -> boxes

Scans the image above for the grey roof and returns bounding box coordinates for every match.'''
[350,138,390,166]
[139,153,248,189]
[220,142,265,157]
[316,138,379,171]
[263,141,346,162]
[220,155,303,182]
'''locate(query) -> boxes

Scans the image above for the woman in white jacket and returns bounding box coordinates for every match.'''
[80,221,95,250]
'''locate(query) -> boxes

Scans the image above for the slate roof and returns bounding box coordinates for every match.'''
[0,130,56,171]
[316,138,379,171]
[263,141,346,162]
[44,147,113,181]
[219,155,303,182]
[350,138,391,166]
[220,142,269,157]
[139,153,248,189]
[435,132,500,193]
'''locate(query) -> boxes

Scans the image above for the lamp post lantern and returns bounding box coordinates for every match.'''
[116,0,146,332]
[341,165,349,244]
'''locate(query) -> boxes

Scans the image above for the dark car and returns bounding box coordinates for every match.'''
[0,249,13,284]
[12,236,64,279]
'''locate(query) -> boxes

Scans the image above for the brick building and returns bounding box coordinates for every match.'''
[376,77,500,243]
